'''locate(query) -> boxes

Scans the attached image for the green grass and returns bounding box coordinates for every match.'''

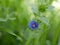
[0,0,60,45]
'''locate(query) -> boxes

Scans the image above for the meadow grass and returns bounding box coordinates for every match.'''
[0,0,60,45]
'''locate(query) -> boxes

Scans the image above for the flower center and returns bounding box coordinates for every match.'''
[32,24,35,27]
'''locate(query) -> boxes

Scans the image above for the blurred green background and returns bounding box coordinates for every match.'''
[0,0,60,45]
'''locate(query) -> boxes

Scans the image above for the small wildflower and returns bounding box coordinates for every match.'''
[29,20,39,30]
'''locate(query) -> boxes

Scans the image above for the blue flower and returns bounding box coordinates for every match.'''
[29,20,38,30]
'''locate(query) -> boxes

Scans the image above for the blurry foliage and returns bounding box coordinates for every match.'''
[0,0,60,45]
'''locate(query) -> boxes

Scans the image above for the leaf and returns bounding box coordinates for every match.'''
[6,29,23,42]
